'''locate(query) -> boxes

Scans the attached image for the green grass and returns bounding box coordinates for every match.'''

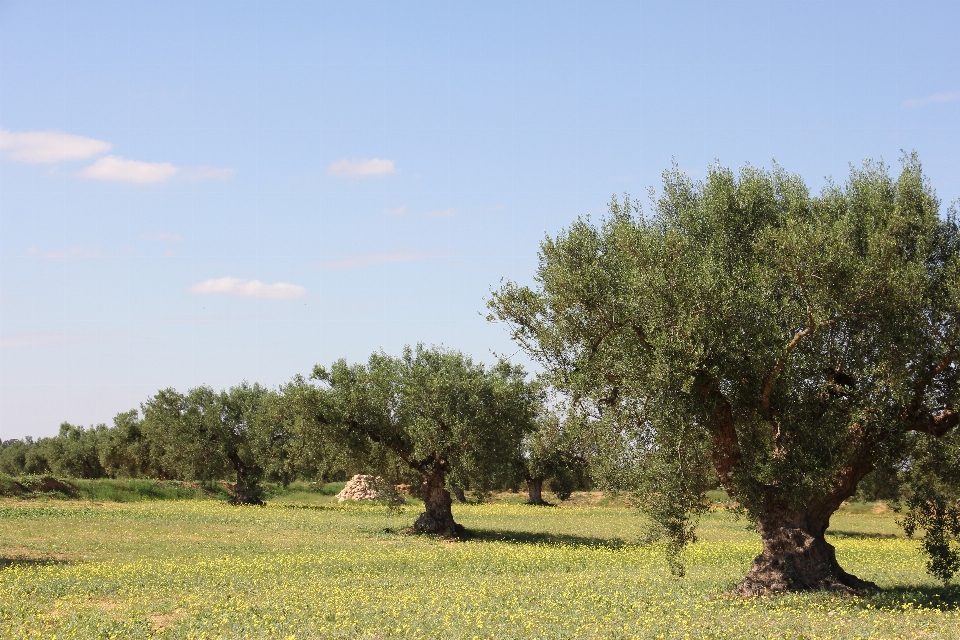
[0,474,347,503]
[0,494,957,639]
[73,479,229,502]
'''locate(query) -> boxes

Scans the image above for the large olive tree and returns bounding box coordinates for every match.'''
[312,345,539,537]
[489,156,959,594]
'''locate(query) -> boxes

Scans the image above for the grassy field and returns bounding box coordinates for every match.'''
[1,490,958,639]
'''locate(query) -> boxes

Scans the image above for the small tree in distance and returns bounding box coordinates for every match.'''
[521,409,589,504]
[97,410,156,479]
[312,345,540,537]
[489,155,959,593]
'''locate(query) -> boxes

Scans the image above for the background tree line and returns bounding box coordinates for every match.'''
[0,345,591,519]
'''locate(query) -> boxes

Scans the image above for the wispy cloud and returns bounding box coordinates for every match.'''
[140,232,184,242]
[164,309,305,326]
[189,277,306,299]
[327,158,397,177]
[181,165,236,181]
[28,245,102,259]
[903,91,960,108]
[0,129,112,163]
[1,129,234,184]
[321,251,448,270]
[78,156,179,184]
[425,208,456,218]
[1,332,73,349]
[383,206,407,216]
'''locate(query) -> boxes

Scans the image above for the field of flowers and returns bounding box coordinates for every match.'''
[1,494,957,639]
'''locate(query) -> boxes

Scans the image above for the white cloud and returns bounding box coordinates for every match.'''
[425,208,456,218]
[79,155,179,184]
[327,158,397,177]
[2,129,234,184]
[0,129,112,163]
[181,165,236,181]
[383,206,407,216]
[321,251,447,270]
[903,91,960,108]
[189,277,306,299]
[140,232,184,242]
[28,245,102,259]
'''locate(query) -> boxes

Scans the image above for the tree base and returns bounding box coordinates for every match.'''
[412,511,465,538]
[736,523,877,596]
[229,485,264,506]
[525,498,552,506]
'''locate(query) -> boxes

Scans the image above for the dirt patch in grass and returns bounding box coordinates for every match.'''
[0,546,75,567]
[150,611,183,632]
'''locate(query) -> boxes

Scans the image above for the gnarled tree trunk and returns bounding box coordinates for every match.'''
[703,379,878,595]
[453,487,467,503]
[230,475,264,505]
[736,507,877,596]
[527,477,546,505]
[413,470,464,537]
[734,457,879,596]
[228,454,264,505]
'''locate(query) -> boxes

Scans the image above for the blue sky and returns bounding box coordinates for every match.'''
[1,0,958,439]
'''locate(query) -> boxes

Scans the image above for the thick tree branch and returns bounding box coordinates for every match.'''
[589,323,619,355]
[761,272,867,418]
[761,313,816,416]
[907,409,959,438]
[696,377,743,488]
[330,414,423,473]
[907,344,957,414]
[631,323,653,351]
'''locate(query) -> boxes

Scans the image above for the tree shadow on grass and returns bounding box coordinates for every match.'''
[466,528,630,549]
[826,530,899,539]
[266,503,343,512]
[0,556,72,570]
[860,585,960,611]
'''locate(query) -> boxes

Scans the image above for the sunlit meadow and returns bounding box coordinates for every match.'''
[1,492,957,639]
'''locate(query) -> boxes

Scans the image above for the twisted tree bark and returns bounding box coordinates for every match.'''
[526,477,547,505]
[413,470,464,537]
[736,508,877,595]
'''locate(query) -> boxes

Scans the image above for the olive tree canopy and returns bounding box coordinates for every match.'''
[141,382,278,504]
[313,345,539,537]
[489,155,959,593]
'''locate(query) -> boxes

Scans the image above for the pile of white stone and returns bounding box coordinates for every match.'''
[336,474,406,504]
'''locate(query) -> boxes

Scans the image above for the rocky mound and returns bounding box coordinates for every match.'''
[0,476,77,497]
[336,475,406,504]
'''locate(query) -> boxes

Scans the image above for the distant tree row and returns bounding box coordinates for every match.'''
[1,345,591,534]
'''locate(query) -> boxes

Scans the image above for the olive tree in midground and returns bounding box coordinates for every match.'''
[141,383,278,504]
[489,155,959,594]
[313,345,539,537]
